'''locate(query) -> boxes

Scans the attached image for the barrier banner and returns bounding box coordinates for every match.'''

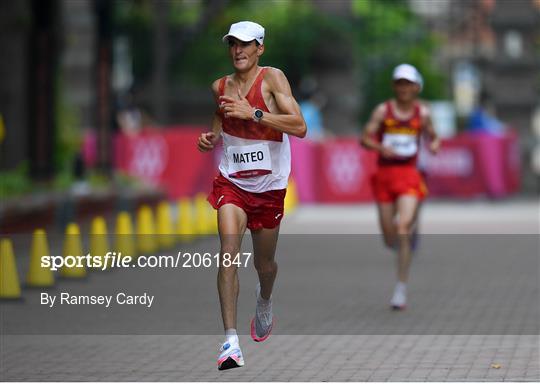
[315,138,377,202]
[501,130,521,195]
[421,135,485,198]
[111,129,520,201]
[114,128,216,198]
[290,136,317,203]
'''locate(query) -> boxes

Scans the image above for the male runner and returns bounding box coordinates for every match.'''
[361,64,440,310]
[197,21,306,370]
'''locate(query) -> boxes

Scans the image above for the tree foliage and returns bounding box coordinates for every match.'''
[171,0,326,86]
[350,0,447,119]
[114,0,446,125]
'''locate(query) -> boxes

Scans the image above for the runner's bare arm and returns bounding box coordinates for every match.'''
[421,104,441,154]
[261,68,306,137]
[219,68,307,138]
[198,80,223,152]
[360,104,396,158]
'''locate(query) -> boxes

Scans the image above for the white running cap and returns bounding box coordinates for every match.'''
[222,21,265,45]
[393,63,423,90]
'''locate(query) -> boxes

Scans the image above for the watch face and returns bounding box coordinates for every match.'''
[255,109,263,118]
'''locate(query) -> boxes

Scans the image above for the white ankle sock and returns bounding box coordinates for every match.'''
[225,328,238,343]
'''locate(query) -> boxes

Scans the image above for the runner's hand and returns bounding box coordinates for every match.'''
[219,90,253,120]
[198,132,217,152]
[429,138,441,154]
[380,146,398,159]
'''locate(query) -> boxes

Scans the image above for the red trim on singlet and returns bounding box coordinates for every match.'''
[229,169,272,179]
[218,76,226,96]
[218,67,283,142]
[377,100,422,167]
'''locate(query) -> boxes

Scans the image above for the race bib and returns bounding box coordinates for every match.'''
[227,143,272,178]
[382,133,418,157]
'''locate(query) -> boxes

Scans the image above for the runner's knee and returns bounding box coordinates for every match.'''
[255,260,277,275]
[396,220,413,235]
[219,245,241,270]
[220,243,240,256]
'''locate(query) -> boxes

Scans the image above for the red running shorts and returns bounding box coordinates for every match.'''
[371,165,428,203]
[208,174,286,230]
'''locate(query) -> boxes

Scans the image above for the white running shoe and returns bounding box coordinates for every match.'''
[217,339,244,370]
[251,283,274,342]
[390,282,407,310]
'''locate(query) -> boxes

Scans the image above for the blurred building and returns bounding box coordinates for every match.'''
[311,0,360,135]
[410,0,540,190]
[488,0,539,190]
[0,0,113,177]
[0,1,33,171]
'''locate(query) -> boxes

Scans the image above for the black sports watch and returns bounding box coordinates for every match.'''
[253,108,264,123]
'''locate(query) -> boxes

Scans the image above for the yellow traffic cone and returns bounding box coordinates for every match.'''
[0,239,22,299]
[194,193,211,235]
[156,201,175,249]
[136,205,157,254]
[60,223,87,278]
[26,229,55,287]
[284,177,299,214]
[90,216,110,270]
[114,211,135,260]
[177,198,195,243]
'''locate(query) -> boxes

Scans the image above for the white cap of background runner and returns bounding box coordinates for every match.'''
[393,63,423,91]
[222,21,265,45]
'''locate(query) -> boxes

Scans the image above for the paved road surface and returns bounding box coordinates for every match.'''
[1,200,538,381]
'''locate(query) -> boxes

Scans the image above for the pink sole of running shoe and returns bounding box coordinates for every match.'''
[250,317,274,342]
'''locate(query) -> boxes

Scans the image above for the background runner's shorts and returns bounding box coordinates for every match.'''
[371,166,428,203]
[207,174,286,231]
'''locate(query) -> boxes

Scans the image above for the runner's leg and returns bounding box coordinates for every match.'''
[410,201,422,252]
[217,203,248,331]
[251,226,279,342]
[250,226,280,341]
[252,226,280,300]
[377,202,397,249]
[395,195,420,283]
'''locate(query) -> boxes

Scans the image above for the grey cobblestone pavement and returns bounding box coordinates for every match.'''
[1,335,538,381]
[1,200,538,381]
